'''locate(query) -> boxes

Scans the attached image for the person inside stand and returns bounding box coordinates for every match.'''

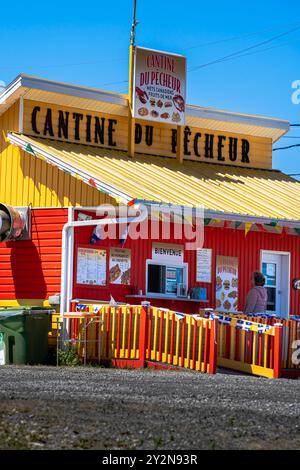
[244,271,268,315]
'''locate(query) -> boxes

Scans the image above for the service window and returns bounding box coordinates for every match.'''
[146,261,188,296]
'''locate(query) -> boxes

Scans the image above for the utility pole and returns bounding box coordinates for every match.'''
[130,0,138,47]
[128,0,138,157]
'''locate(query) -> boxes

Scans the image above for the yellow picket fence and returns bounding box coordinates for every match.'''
[229,313,300,370]
[199,310,300,378]
[57,305,217,373]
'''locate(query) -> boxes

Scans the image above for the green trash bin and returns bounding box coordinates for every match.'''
[0,308,52,365]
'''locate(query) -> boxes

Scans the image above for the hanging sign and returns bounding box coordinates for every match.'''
[109,248,131,285]
[152,243,184,264]
[196,248,212,283]
[133,47,186,125]
[216,256,238,313]
[76,247,107,286]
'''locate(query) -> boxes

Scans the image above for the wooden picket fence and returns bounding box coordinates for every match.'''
[199,310,300,378]
[57,305,217,374]
[55,304,299,378]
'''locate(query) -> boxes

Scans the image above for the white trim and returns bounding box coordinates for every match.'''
[0,75,289,141]
[146,259,189,297]
[19,96,24,133]
[186,104,290,132]
[0,74,127,107]
[136,45,186,59]
[0,75,23,105]
[260,249,291,318]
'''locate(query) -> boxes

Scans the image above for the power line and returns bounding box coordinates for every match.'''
[273,144,300,151]
[291,124,300,127]
[188,25,300,71]
[183,20,300,51]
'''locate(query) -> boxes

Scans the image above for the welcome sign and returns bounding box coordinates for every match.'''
[132,47,186,125]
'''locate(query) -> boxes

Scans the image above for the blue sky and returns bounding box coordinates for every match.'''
[1,0,299,176]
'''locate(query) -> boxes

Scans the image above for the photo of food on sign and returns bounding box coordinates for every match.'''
[109,248,131,285]
[133,47,186,125]
[215,256,239,313]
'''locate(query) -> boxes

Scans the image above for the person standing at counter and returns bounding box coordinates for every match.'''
[244,272,268,315]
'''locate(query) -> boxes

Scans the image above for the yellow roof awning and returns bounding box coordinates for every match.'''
[7,132,300,223]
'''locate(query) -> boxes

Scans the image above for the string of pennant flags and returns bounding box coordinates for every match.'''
[6,135,125,204]
[208,313,273,333]
[4,131,300,237]
[204,217,300,237]
[74,303,283,333]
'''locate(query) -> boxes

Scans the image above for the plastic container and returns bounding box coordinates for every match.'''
[0,308,52,365]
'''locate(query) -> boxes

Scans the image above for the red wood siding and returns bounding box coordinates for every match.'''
[73,219,300,315]
[0,208,68,300]
[1,208,300,316]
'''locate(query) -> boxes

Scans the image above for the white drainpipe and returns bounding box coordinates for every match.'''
[60,206,148,325]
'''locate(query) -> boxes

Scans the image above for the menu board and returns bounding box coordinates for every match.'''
[196,249,212,283]
[133,47,186,125]
[109,248,131,285]
[76,247,106,286]
[216,256,238,313]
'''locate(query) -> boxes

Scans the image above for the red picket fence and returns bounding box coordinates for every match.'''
[57,304,217,374]
[199,310,300,378]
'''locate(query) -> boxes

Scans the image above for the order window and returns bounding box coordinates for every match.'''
[147,262,187,296]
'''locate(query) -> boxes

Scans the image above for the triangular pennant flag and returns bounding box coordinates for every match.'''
[109,295,118,307]
[2,130,9,143]
[266,220,278,227]
[274,225,282,234]
[245,222,252,237]
[37,153,47,162]
[88,178,97,188]
[119,224,129,246]
[204,218,211,226]
[90,225,103,244]
[294,228,300,237]
[234,221,242,229]
[24,143,35,155]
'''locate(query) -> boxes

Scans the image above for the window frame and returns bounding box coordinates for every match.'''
[145,259,189,298]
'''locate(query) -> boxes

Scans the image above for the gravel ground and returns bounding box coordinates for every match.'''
[0,366,299,450]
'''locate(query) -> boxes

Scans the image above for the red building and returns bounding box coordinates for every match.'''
[0,72,299,319]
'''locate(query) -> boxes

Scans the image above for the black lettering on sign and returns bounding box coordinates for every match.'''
[205,134,214,158]
[184,126,191,156]
[31,106,41,135]
[145,126,153,146]
[135,123,142,144]
[229,137,238,161]
[171,129,177,154]
[43,108,54,137]
[58,111,69,139]
[95,117,105,144]
[73,113,83,141]
[108,119,117,146]
[193,133,201,157]
[241,139,250,163]
[217,135,226,161]
[86,115,92,143]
